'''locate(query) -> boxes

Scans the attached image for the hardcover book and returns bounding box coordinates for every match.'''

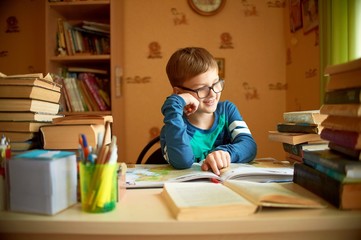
[320,128,361,149]
[0,121,52,132]
[277,122,321,134]
[0,85,61,103]
[162,181,326,220]
[283,110,327,124]
[320,104,361,117]
[321,115,361,132]
[0,112,62,122]
[268,131,323,145]
[293,163,361,210]
[52,114,113,125]
[324,87,361,104]
[0,99,60,114]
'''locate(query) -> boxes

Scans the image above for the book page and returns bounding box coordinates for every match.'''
[224,180,327,208]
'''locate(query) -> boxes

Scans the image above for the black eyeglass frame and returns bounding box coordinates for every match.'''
[176,79,225,99]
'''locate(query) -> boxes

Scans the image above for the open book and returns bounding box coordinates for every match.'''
[161,181,327,221]
[126,159,294,188]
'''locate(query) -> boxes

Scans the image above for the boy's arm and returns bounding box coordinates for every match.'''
[160,95,195,169]
[214,101,257,163]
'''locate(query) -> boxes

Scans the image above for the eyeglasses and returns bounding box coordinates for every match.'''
[177,79,225,99]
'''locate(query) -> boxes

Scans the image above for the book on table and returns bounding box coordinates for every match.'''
[276,122,322,134]
[0,99,60,114]
[0,121,52,132]
[320,104,361,117]
[0,132,38,142]
[320,128,361,150]
[293,163,361,210]
[161,180,327,220]
[0,112,62,122]
[282,110,327,124]
[324,87,361,104]
[125,159,294,189]
[268,130,323,145]
[40,123,111,150]
[52,114,113,125]
[321,115,361,132]
[0,85,61,103]
[328,141,361,161]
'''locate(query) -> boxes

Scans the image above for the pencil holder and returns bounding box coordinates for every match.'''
[79,163,118,213]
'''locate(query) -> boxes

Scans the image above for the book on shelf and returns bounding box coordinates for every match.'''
[328,141,361,161]
[324,87,361,104]
[283,110,327,124]
[0,72,61,92]
[321,115,361,132]
[0,132,38,142]
[0,112,62,122]
[320,104,361,117]
[0,121,52,132]
[277,122,322,134]
[161,180,326,220]
[62,77,84,112]
[293,163,361,210]
[82,21,110,33]
[324,58,361,91]
[67,67,108,75]
[40,123,111,150]
[52,114,113,125]
[320,128,361,149]
[303,149,361,179]
[0,85,61,103]
[0,99,59,114]
[126,159,294,189]
[268,131,323,145]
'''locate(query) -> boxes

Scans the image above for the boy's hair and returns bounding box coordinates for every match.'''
[166,47,218,87]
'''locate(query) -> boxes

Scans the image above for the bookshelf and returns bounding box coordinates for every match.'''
[45,0,125,160]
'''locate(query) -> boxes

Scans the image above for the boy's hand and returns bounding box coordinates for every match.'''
[201,150,230,175]
[178,93,199,116]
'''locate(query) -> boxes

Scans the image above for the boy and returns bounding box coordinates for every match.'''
[160,47,257,175]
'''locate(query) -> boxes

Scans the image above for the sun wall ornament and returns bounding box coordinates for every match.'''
[241,0,258,17]
[148,41,162,59]
[6,16,19,33]
[171,8,188,25]
[220,32,234,49]
[242,82,259,100]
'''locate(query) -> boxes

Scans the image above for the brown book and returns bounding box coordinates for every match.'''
[0,112,62,122]
[0,85,61,103]
[52,114,113,125]
[162,181,326,220]
[0,99,59,114]
[0,121,52,132]
[0,131,38,142]
[283,110,327,124]
[320,104,361,117]
[268,131,323,145]
[40,124,111,150]
[0,73,61,92]
[321,115,361,132]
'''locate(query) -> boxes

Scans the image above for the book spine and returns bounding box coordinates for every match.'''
[328,142,361,161]
[303,150,349,175]
[324,87,361,104]
[321,115,361,132]
[79,73,108,111]
[326,68,361,91]
[320,104,361,117]
[277,123,319,134]
[320,128,361,149]
[303,158,348,182]
[282,143,303,157]
[293,163,343,208]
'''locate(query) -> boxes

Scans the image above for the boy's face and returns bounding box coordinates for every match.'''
[179,67,221,114]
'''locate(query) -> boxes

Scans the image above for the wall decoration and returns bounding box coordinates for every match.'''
[187,0,226,16]
[267,0,286,8]
[219,32,234,49]
[148,41,162,59]
[215,58,225,79]
[126,76,151,84]
[6,16,20,33]
[149,127,160,141]
[301,0,319,34]
[305,68,317,78]
[289,0,302,32]
[241,0,258,16]
[171,8,188,25]
[242,82,259,100]
[0,51,9,57]
[269,82,287,90]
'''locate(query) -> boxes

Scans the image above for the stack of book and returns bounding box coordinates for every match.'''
[0,73,62,154]
[268,110,328,163]
[293,58,361,210]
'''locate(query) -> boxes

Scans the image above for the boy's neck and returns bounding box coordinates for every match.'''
[187,112,214,130]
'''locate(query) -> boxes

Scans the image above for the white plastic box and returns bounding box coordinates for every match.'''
[8,150,77,215]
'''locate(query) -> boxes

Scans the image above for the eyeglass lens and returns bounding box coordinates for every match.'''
[197,80,224,98]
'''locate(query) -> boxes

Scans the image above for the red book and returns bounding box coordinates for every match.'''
[320,128,361,150]
[78,73,108,111]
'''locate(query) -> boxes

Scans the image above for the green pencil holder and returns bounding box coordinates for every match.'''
[79,163,118,213]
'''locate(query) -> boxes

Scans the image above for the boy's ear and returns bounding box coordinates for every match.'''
[173,87,180,94]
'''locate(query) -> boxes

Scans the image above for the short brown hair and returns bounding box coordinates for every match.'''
[166,47,218,87]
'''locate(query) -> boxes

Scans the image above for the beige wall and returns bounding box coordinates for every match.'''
[0,0,322,161]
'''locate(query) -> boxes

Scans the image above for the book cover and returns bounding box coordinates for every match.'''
[52,114,113,125]
[40,124,111,150]
[79,73,109,111]
[282,142,329,157]
[320,128,361,149]
[283,110,327,124]
[293,163,361,209]
[0,99,59,114]
[0,112,62,122]
[277,122,321,134]
[0,85,60,103]
[321,115,361,132]
[324,87,361,104]
[328,141,361,161]
[8,149,77,215]
[303,149,361,178]
[0,76,61,92]
[268,131,323,145]
[320,104,361,117]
